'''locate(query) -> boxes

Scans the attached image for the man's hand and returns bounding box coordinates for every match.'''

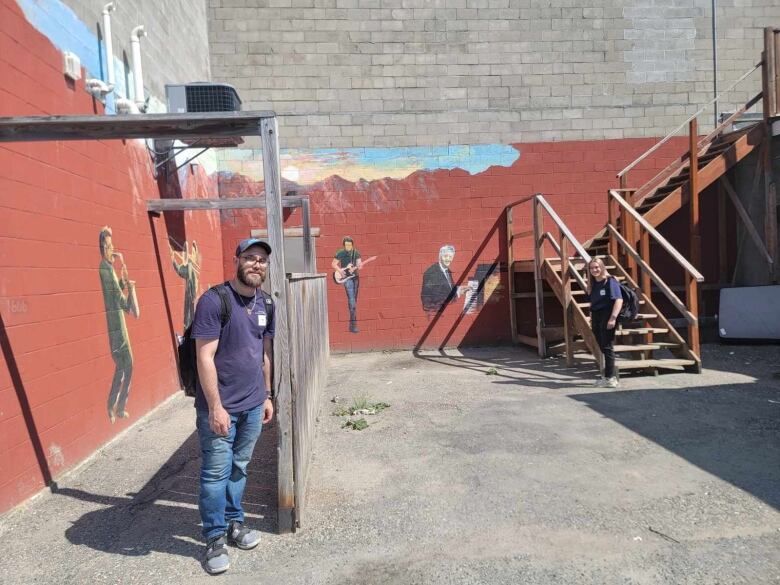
[607,317,617,330]
[262,398,274,424]
[209,404,231,436]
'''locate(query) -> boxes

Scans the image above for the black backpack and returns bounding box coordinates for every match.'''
[612,276,640,322]
[177,283,274,397]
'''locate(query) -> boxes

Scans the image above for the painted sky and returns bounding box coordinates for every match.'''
[219,144,521,185]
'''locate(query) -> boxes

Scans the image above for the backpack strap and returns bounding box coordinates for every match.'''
[212,282,233,330]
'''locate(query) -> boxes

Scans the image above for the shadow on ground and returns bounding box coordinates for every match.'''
[54,419,279,560]
[415,344,780,511]
[572,382,780,510]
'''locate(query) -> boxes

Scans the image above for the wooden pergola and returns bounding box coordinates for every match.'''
[0,111,312,532]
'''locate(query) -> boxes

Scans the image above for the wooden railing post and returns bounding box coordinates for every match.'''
[560,235,573,367]
[507,206,518,344]
[774,29,780,115]
[689,118,702,271]
[765,28,778,117]
[607,191,618,259]
[624,196,637,282]
[532,197,546,357]
[685,274,700,359]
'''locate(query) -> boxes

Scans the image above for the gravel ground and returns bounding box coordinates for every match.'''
[2,343,779,584]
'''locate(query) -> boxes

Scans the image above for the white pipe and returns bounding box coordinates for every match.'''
[101,2,116,86]
[130,25,146,107]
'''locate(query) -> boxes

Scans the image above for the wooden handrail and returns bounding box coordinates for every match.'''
[535,195,592,264]
[609,190,705,282]
[505,193,539,211]
[607,225,697,325]
[541,232,588,291]
[617,62,762,180]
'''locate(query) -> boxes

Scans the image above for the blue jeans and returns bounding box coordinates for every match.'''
[196,404,263,541]
[344,277,359,329]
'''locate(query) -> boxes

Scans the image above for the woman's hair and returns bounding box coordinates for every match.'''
[588,257,609,278]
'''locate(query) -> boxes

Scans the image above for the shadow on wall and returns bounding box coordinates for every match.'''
[57,420,278,558]
[414,211,511,350]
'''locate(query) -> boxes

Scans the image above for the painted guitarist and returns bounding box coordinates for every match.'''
[331,236,374,334]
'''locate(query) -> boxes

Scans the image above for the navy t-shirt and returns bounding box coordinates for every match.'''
[191,285,275,414]
[590,277,622,312]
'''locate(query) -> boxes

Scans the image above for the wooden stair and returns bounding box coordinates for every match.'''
[585,122,764,256]
[542,256,701,375]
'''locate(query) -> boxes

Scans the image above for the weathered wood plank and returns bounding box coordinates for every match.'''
[288,275,329,529]
[261,117,294,534]
[0,111,277,142]
[147,196,304,212]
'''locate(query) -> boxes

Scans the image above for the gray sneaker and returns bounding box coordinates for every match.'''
[227,520,261,550]
[204,534,230,575]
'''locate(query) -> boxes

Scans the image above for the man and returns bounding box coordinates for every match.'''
[98,226,136,423]
[332,236,362,333]
[191,238,275,575]
[420,244,463,316]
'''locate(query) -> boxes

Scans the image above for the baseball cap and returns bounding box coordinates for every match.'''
[235,238,272,257]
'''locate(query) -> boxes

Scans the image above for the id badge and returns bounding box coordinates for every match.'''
[257,314,267,327]
[600,289,606,296]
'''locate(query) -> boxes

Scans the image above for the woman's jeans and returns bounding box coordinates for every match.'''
[196,404,263,541]
[591,308,617,378]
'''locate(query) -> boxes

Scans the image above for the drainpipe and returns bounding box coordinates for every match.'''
[102,2,116,86]
[711,0,718,128]
[130,25,146,108]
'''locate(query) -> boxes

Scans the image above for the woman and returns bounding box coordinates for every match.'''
[587,257,623,388]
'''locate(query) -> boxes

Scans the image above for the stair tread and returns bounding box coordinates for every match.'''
[615,327,669,335]
[613,343,680,351]
[615,358,698,369]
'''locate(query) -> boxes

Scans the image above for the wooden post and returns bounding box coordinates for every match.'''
[768,181,778,282]
[607,192,618,259]
[774,29,780,115]
[301,197,313,273]
[561,235,573,367]
[685,274,700,358]
[261,117,295,534]
[532,197,546,357]
[765,28,777,117]
[639,226,653,350]
[624,195,637,281]
[507,206,518,344]
[718,181,729,284]
[639,228,651,299]
[689,118,701,271]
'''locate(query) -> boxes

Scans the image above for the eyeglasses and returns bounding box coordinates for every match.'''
[240,254,269,265]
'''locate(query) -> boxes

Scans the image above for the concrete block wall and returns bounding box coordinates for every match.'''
[0,0,221,515]
[207,0,780,149]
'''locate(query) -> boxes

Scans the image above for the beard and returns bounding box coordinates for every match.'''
[237,265,265,288]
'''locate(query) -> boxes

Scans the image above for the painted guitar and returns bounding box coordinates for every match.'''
[333,256,378,285]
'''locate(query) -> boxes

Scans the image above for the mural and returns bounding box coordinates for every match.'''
[98,226,140,423]
[220,144,521,185]
[462,263,503,315]
[331,237,379,333]
[169,238,201,331]
[421,245,466,318]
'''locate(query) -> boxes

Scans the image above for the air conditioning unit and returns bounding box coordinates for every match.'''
[165,82,242,113]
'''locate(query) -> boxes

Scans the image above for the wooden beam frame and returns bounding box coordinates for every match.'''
[146,196,305,213]
[720,176,774,266]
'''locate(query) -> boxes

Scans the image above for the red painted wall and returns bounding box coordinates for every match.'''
[217,138,685,352]
[0,0,223,515]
